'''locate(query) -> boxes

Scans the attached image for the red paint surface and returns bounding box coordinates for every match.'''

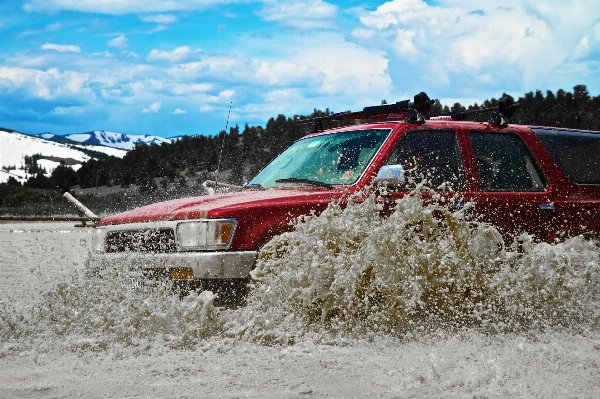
[99,120,600,248]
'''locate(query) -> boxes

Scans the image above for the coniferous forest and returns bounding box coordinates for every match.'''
[1,85,599,215]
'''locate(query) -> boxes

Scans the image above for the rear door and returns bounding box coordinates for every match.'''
[531,128,600,240]
[461,127,557,243]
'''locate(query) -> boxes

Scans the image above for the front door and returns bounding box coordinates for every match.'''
[380,128,466,215]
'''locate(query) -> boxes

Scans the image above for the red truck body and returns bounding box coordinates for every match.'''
[99,120,600,244]
[92,118,600,300]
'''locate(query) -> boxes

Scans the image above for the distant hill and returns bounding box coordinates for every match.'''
[0,128,127,184]
[30,130,172,150]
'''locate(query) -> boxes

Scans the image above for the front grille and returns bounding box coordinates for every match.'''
[105,228,177,253]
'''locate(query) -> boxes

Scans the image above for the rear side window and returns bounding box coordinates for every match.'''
[533,128,600,185]
[386,130,465,191]
[469,132,546,191]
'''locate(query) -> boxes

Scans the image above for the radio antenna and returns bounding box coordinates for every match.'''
[214,101,232,190]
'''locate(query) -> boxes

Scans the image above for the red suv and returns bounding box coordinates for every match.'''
[91,94,600,300]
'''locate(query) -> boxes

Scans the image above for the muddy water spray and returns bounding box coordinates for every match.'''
[1,190,599,351]
[233,189,600,343]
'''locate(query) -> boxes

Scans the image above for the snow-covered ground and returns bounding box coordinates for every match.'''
[1,193,599,398]
[0,129,126,184]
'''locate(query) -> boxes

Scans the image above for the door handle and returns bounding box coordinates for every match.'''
[451,202,466,210]
[539,203,556,213]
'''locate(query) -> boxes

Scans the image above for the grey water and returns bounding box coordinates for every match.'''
[0,215,599,398]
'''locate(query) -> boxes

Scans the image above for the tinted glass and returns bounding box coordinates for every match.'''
[533,129,600,185]
[469,132,546,191]
[249,129,391,188]
[386,130,465,191]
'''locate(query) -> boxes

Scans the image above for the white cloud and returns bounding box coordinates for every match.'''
[23,0,243,14]
[259,0,337,29]
[198,90,236,112]
[51,106,85,116]
[121,50,139,58]
[569,21,600,61]
[142,102,162,113]
[18,22,62,39]
[108,35,129,48]
[171,83,212,95]
[93,51,114,57]
[353,0,600,97]
[147,46,197,63]
[286,34,392,101]
[0,66,93,101]
[40,43,81,52]
[172,108,187,114]
[168,55,323,89]
[140,14,177,24]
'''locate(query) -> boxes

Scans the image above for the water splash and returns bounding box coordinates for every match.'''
[1,188,599,352]
[0,264,222,353]
[232,188,600,343]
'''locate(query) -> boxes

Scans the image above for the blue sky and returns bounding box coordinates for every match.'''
[1,0,599,138]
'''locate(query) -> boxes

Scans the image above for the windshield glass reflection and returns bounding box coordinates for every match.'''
[248,129,391,188]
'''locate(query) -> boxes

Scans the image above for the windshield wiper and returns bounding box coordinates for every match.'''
[274,178,333,189]
[243,183,265,190]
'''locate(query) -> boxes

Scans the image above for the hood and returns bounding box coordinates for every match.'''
[98,187,340,226]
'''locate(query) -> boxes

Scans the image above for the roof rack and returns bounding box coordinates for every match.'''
[305,92,519,132]
[307,92,434,133]
[427,95,519,128]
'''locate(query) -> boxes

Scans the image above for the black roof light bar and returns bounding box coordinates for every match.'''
[305,92,519,133]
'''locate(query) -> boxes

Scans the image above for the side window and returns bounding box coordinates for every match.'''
[469,132,546,191]
[533,128,600,185]
[386,130,465,191]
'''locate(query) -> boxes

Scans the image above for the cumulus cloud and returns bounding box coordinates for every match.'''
[286,33,392,103]
[147,46,198,63]
[353,0,600,97]
[142,102,162,113]
[258,0,337,29]
[108,35,129,48]
[172,108,187,114]
[41,43,81,52]
[168,54,323,89]
[0,66,92,101]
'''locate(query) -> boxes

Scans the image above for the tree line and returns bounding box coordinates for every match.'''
[9,84,600,194]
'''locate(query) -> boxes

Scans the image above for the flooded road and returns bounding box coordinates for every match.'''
[0,216,599,398]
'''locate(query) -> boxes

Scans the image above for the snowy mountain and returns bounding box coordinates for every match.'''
[31,130,172,150]
[0,128,127,184]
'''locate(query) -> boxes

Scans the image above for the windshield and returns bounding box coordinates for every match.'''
[248,129,391,188]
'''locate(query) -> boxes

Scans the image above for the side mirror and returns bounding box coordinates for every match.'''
[374,164,406,188]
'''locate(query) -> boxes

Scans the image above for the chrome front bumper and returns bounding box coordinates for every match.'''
[89,251,257,280]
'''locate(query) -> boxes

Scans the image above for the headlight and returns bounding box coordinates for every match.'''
[176,219,237,251]
[92,227,107,252]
